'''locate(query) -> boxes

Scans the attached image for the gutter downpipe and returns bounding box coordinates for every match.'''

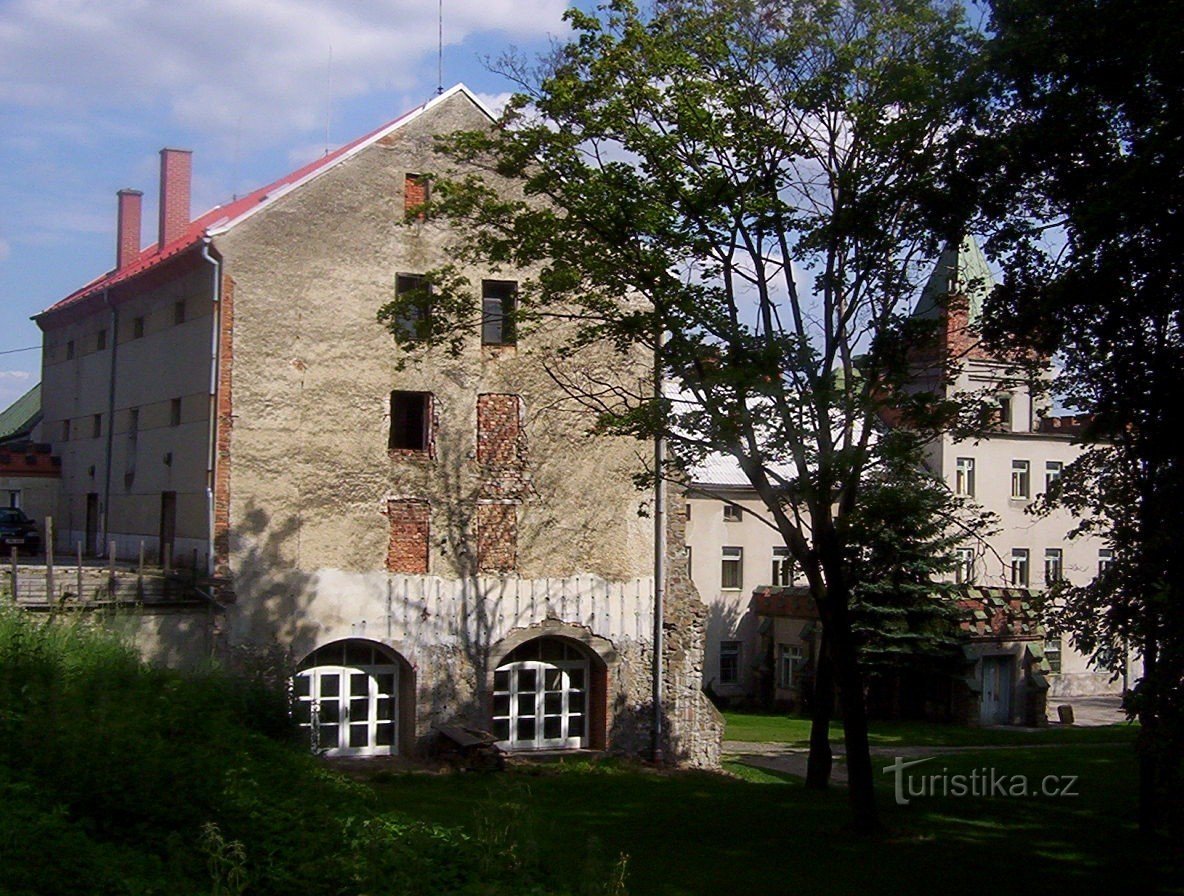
[201,238,222,576]
[101,288,117,558]
[652,330,667,763]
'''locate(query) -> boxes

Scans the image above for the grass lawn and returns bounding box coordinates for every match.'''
[368,744,1179,896]
[722,711,1140,747]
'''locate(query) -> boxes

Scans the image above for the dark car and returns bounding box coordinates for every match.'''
[0,508,42,555]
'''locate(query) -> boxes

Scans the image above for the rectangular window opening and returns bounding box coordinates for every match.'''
[96,329,107,351]
[1044,548,1063,584]
[719,641,741,685]
[174,300,186,325]
[92,414,102,439]
[722,503,742,522]
[772,547,794,586]
[482,280,517,346]
[955,457,975,497]
[169,398,182,427]
[956,547,976,584]
[389,391,431,451]
[721,546,743,590]
[1011,548,1030,587]
[1011,460,1030,499]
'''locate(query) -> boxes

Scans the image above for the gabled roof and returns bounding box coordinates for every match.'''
[36,84,495,322]
[0,383,42,443]
[912,235,996,325]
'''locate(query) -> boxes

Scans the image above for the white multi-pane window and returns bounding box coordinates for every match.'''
[719,641,741,685]
[1044,548,1064,584]
[721,546,743,590]
[777,644,804,689]
[955,547,976,584]
[1011,548,1030,587]
[955,457,976,497]
[1011,460,1031,499]
[492,638,588,751]
[722,503,743,522]
[1045,461,1063,492]
[293,641,398,757]
[772,547,794,586]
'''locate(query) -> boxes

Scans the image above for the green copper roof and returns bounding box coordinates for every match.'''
[913,235,996,325]
[0,383,42,443]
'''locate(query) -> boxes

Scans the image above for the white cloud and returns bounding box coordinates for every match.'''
[0,370,32,380]
[474,91,514,117]
[0,0,566,147]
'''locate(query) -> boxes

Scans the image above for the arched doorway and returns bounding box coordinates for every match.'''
[293,640,408,757]
[492,637,595,751]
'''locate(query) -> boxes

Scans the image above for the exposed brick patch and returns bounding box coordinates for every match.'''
[213,273,235,581]
[386,499,430,573]
[404,173,428,217]
[477,394,530,498]
[476,502,517,572]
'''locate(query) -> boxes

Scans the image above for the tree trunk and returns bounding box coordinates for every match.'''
[1137,634,1160,834]
[805,629,834,790]
[834,634,880,834]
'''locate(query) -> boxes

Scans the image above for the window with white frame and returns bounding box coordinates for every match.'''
[721,546,743,590]
[772,547,794,586]
[722,503,742,522]
[1045,461,1063,492]
[1045,635,1062,674]
[1044,548,1063,584]
[1011,548,1030,587]
[718,641,741,685]
[1098,549,1113,576]
[955,457,976,497]
[777,644,804,689]
[956,547,976,584]
[1011,460,1030,499]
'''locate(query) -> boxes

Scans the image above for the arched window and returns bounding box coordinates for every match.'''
[294,641,400,757]
[492,638,590,751]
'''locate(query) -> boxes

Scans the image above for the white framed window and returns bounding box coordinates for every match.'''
[1045,461,1063,492]
[719,641,741,685]
[1098,549,1113,576]
[777,644,804,689]
[1045,635,1062,674]
[1011,460,1030,499]
[955,547,976,584]
[686,545,693,579]
[772,547,794,586]
[955,457,976,497]
[1011,548,1030,587]
[294,641,399,757]
[482,280,517,346]
[722,503,742,522]
[492,638,588,751]
[1044,548,1063,584]
[721,546,743,590]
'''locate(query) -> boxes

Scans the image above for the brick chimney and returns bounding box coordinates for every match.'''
[116,188,143,270]
[158,148,192,249]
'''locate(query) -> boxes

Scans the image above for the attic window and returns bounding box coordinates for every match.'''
[66,340,75,360]
[389,391,431,452]
[174,301,186,325]
[404,173,429,216]
[96,329,107,351]
[132,316,145,339]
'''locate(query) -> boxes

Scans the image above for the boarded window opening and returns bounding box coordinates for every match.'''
[404,173,429,216]
[389,391,431,451]
[477,503,518,572]
[385,500,429,573]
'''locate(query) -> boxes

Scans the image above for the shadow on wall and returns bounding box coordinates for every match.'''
[702,598,755,705]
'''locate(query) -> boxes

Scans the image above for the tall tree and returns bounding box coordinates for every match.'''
[381,0,978,832]
[967,0,1184,835]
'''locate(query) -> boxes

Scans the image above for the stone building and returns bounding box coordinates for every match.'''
[32,86,721,766]
[685,236,1134,720]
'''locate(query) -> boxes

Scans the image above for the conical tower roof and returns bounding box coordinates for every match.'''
[913,235,996,325]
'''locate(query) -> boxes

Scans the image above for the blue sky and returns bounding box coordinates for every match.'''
[0,0,574,410]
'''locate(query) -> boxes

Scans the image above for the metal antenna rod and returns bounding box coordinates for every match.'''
[437,0,444,95]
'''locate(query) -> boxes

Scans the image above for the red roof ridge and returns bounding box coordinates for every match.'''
[36,84,493,322]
